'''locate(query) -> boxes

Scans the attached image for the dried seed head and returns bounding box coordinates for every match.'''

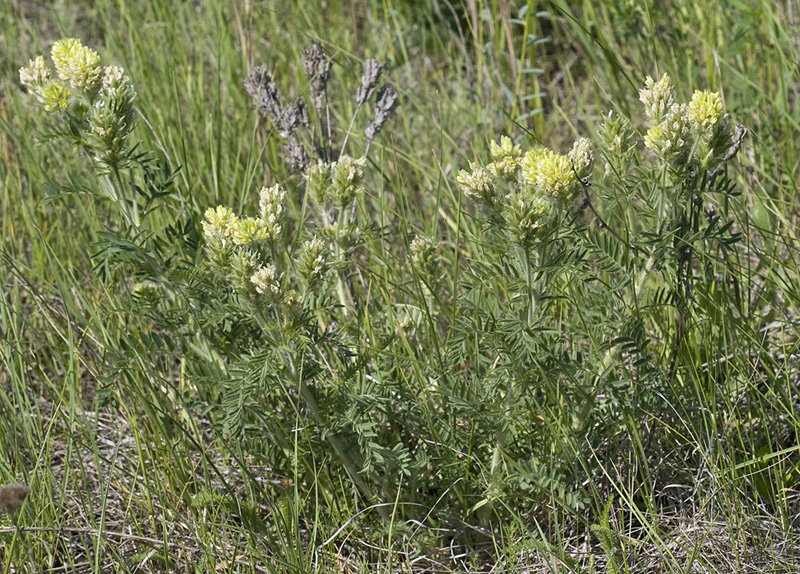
[0,484,31,513]
[356,59,385,106]
[244,66,284,123]
[365,85,399,149]
[302,42,332,110]
[279,99,309,139]
[283,135,309,173]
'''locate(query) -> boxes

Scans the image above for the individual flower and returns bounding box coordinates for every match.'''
[488,135,522,181]
[522,147,577,202]
[568,137,594,180]
[39,81,71,111]
[51,38,102,99]
[202,205,239,246]
[330,155,366,207]
[251,264,282,297]
[19,56,51,102]
[644,103,692,168]
[597,111,636,177]
[504,191,552,249]
[258,184,286,242]
[305,160,331,205]
[457,162,500,209]
[639,73,674,125]
[687,90,723,135]
[298,237,328,292]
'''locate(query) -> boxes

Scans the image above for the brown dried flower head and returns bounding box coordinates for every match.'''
[365,85,399,149]
[356,59,385,106]
[244,66,284,124]
[302,41,332,111]
[0,484,31,513]
[279,99,309,139]
[283,135,309,173]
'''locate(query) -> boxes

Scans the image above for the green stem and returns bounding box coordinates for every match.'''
[287,358,388,520]
[334,208,355,316]
[108,164,138,229]
[491,244,540,475]
[577,251,657,427]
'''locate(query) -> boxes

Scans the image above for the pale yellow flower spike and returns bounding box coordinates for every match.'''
[202,206,239,245]
[19,56,51,92]
[51,38,102,97]
[39,81,71,111]
[639,73,674,125]
[489,136,522,181]
[688,90,723,135]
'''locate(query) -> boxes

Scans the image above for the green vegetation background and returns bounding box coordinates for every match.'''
[2,0,800,572]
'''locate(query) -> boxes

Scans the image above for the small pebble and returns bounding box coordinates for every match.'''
[0,484,31,512]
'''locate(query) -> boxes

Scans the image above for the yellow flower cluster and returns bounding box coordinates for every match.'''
[488,135,522,181]
[458,134,593,249]
[688,90,723,135]
[203,185,287,249]
[50,38,103,98]
[233,217,272,245]
[523,147,575,199]
[457,162,498,208]
[639,73,674,125]
[640,74,732,170]
[20,38,138,169]
[202,206,239,246]
[522,138,592,203]
[39,81,71,111]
